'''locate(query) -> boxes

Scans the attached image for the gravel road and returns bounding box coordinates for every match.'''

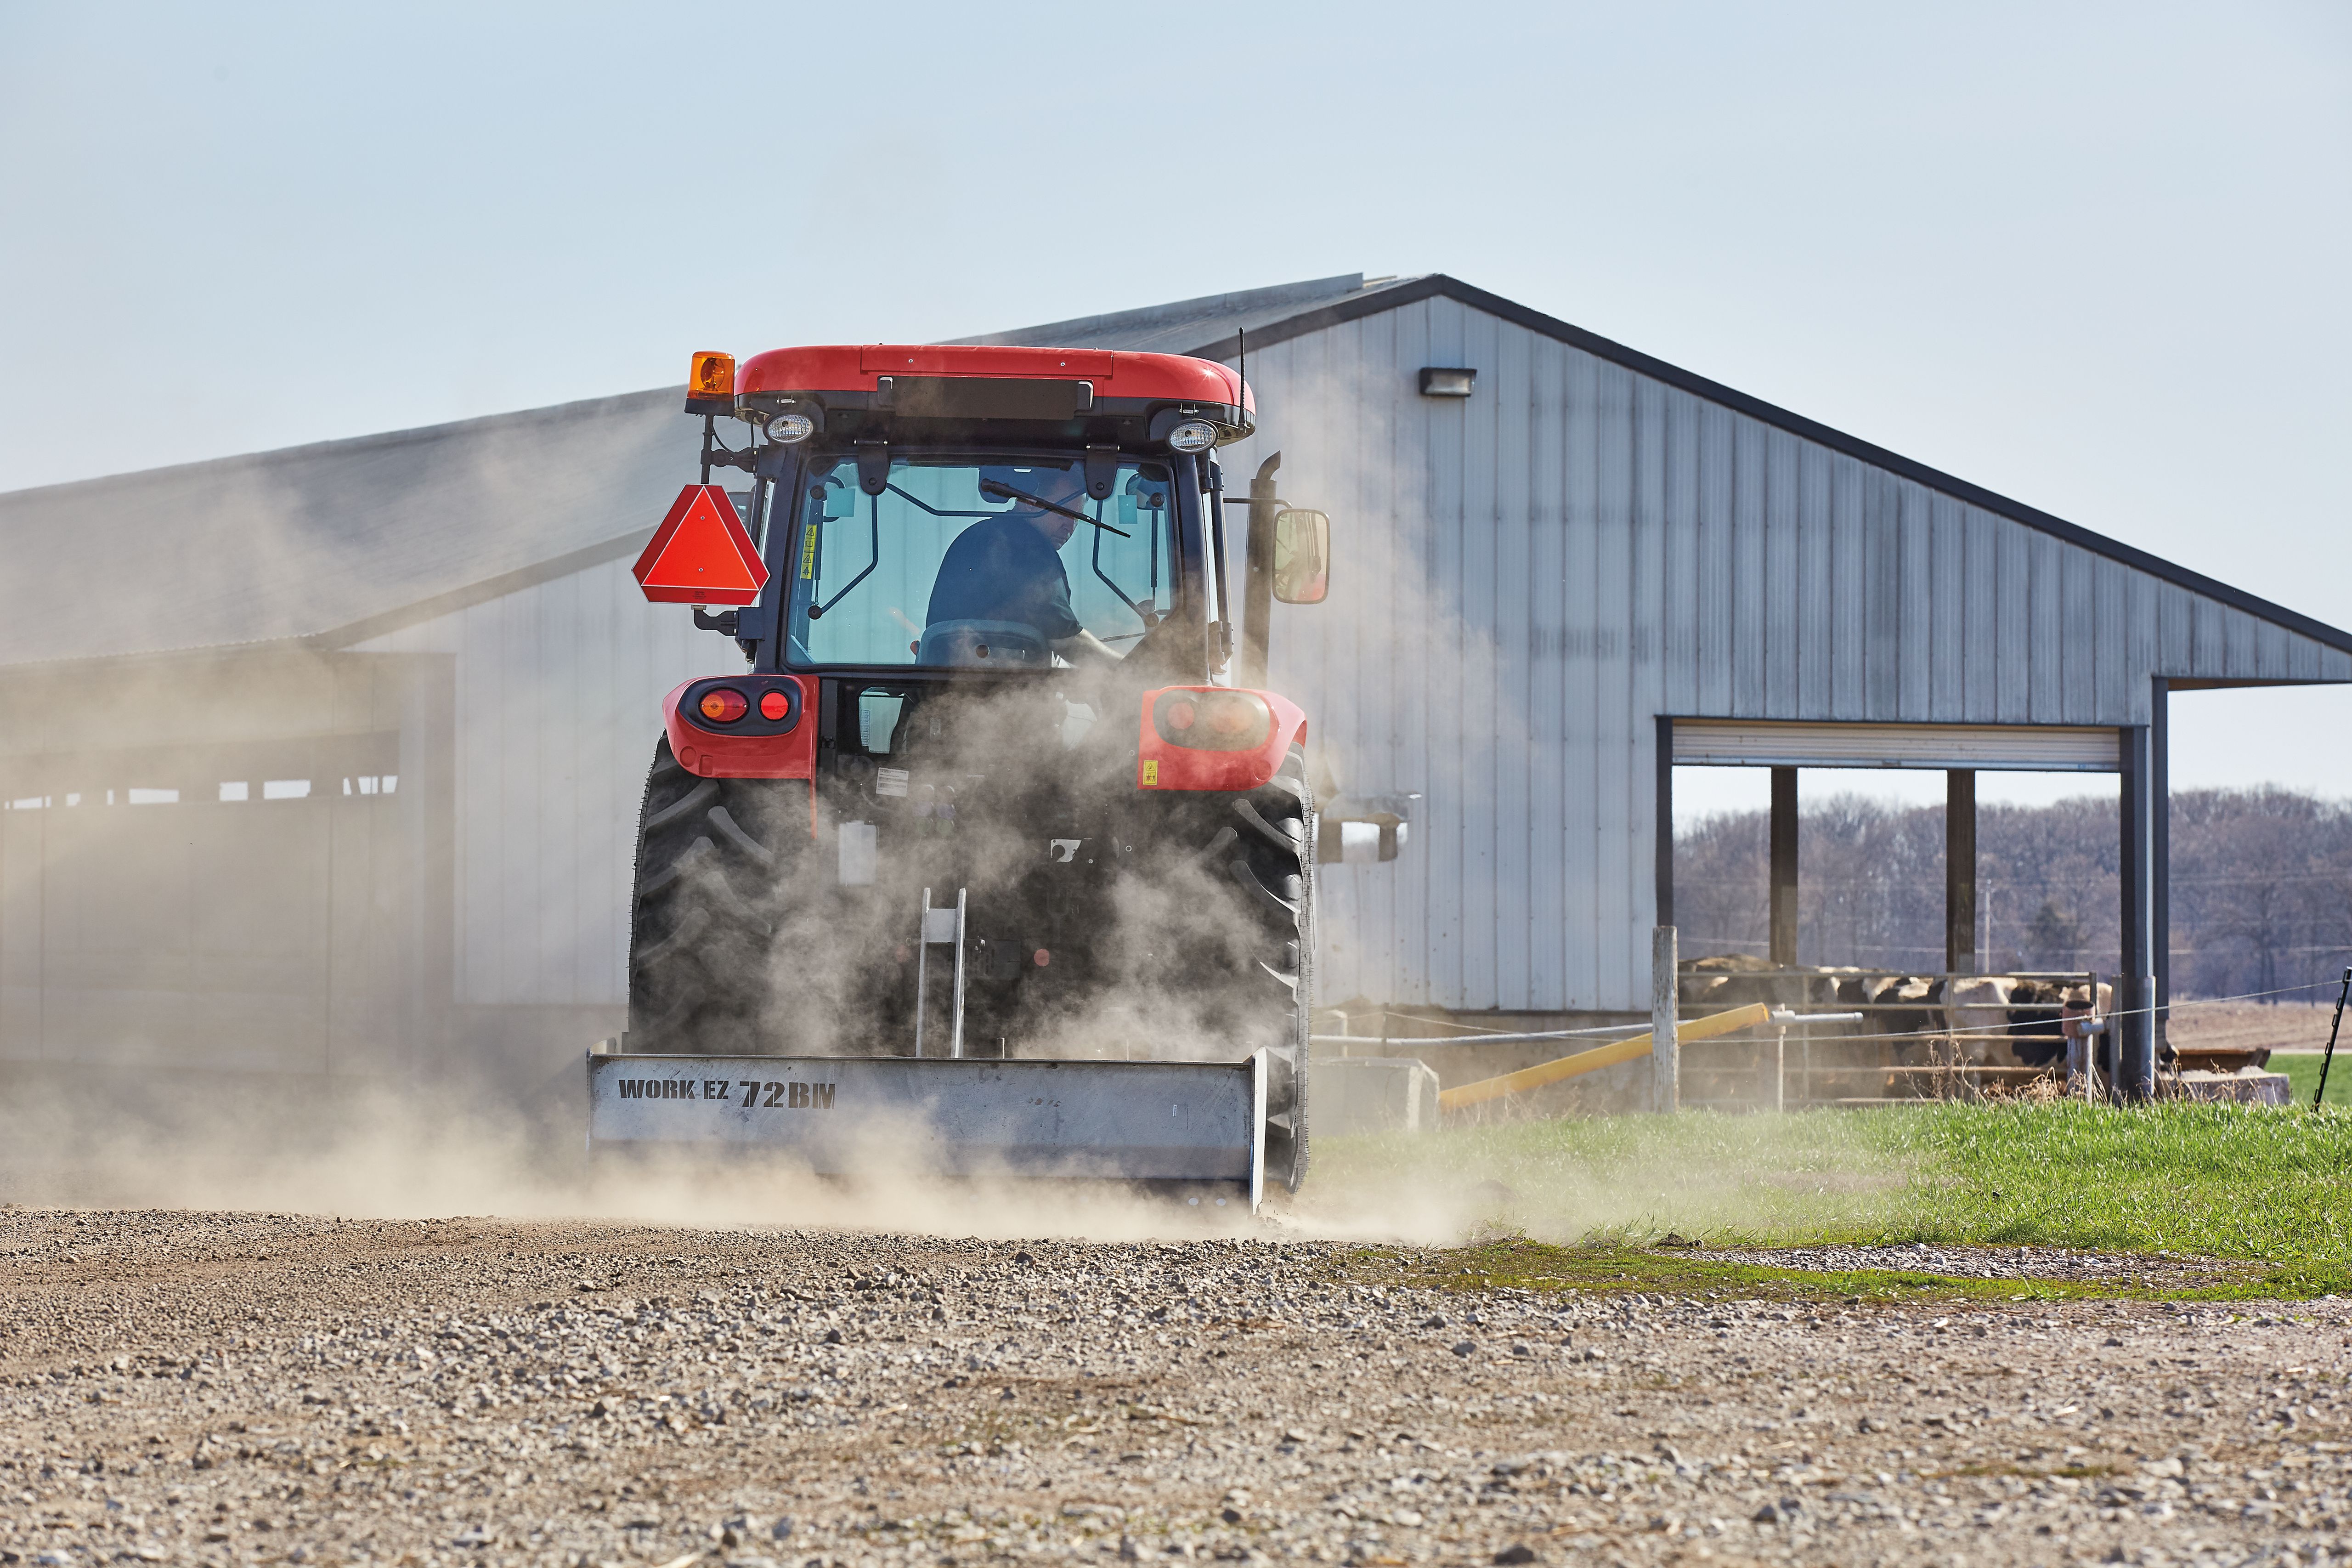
[4,1207,2346,1568]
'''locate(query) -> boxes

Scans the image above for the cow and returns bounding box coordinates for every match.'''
[1944,976,2062,1067]
[1679,953,1838,1013]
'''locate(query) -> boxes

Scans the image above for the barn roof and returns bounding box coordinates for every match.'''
[0,386,690,668]
[0,272,2344,668]
[947,272,1408,356]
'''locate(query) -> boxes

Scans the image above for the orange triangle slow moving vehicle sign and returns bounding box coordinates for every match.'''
[633,485,770,605]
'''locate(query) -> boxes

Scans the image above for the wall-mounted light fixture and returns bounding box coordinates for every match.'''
[1418,367,1476,398]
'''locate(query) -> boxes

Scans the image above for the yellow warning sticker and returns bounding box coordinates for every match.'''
[799,524,819,579]
[1141,759,1159,787]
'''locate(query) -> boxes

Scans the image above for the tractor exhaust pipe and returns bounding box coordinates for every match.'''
[1238,452,1282,688]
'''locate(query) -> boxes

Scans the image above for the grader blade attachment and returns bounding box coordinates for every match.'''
[586,1047,1268,1211]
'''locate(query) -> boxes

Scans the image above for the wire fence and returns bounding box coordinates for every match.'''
[1317,972,2348,1112]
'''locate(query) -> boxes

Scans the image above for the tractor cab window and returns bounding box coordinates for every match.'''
[780,453,1176,670]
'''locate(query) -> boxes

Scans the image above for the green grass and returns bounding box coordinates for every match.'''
[1308,1101,2352,1298]
[2274,1052,2352,1109]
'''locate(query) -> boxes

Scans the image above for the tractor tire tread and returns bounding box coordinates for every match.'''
[1231,798,1306,861]
[625,735,806,1053]
[631,905,712,973]
[1195,741,1315,1191]
[1227,858,1300,921]
[636,836,716,899]
[705,804,778,869]
[644,779,719,833]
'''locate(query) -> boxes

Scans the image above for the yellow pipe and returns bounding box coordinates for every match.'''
[1435,1002,1774,1111]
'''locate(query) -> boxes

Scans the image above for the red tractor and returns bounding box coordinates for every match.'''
[592,344,1334,1202]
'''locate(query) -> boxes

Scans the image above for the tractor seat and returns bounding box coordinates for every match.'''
[918,619,1050,667]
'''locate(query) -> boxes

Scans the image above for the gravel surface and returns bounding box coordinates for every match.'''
[4,1208,2349,1568]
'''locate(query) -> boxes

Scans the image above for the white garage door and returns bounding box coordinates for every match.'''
[1670,720,2120,771]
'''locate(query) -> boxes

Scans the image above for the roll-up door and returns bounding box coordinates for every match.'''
[0,731,416,1070]
[1669,720,2120,771]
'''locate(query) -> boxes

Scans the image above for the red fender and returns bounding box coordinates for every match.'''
[662,675,819,780]
[1135,687,1308,792]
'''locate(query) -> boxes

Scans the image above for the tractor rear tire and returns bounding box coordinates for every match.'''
[625,736,805,1053]
[1209,742,1317,1191]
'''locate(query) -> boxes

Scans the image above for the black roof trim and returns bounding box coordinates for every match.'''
[0,527,659,673]
[305,528,656,651]
[1185,274,2352,659]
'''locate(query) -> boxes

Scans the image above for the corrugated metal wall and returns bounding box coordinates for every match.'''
[1216,296,2352,1014]
[355,559,711,1008]
[0,649,447,1073]
[341,294,2352,1019]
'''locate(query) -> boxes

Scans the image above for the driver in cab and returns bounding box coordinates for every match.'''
[926,465,1122,665]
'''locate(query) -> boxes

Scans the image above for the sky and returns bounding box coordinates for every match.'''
[2,2,2347,805]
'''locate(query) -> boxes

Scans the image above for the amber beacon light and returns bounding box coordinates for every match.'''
[690,352,736,398]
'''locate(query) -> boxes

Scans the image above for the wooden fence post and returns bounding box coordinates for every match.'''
[1652,926,1679,1114]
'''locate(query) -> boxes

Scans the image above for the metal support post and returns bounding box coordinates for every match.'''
[915,887,933,1059]
[1651,925,1679,1114]
[2119,725,2155,1102]
[2316,968,2352,1110]
[2064,970,2103,1102]
[1945,770,1977,975]
[2124,973,2155,1102]
[1654,716,1675,930]
[2151,678,2171,1063]
[1769,768,1798,966]
[949,887,969,1060]
[2092,968,2109,1103]
[915,887,968,1059]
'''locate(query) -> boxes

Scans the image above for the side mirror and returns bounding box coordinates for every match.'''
[1271,508,1330,604]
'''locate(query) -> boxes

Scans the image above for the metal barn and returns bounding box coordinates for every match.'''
[3,273,2346,1091]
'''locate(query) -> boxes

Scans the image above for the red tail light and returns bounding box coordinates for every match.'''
[1151,688,1271,752]
[697,688,749,724]
[758,690,791,721]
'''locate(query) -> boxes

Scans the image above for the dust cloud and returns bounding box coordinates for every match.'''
[0,396,1589,1253]
[0,1062,1547,1247]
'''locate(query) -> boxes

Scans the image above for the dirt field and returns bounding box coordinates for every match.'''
[4,1209,2348,1568]
[2169,1001,2337,1056]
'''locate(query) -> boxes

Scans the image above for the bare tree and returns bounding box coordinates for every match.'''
[1672,784,2352,995]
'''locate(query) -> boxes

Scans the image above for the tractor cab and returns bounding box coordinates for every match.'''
[666,344,1328,693]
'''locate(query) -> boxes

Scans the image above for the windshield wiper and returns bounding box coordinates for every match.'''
[978,479,1131,538]
[883,483,996,519]
[807,492,881,621]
